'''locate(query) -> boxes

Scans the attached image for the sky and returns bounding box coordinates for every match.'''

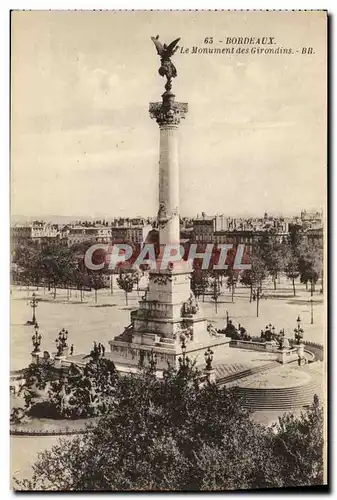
[11,10,327,219]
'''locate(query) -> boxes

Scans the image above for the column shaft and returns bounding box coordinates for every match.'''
[159,125,180,245]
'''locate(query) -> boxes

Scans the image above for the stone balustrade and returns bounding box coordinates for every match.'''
[230,339,269,351]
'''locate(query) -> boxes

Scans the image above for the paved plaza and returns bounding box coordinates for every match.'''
[11,435,61,485]
[10,274,326,485]
[11,275,325,371]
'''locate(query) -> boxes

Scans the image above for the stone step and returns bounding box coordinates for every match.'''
[236,384,321,397]
[214,363,248,378]
[216,361,278,386]
[235,382,323,410]
[215,356,324,411]
[239,393,322,405]
[235,382,321,395]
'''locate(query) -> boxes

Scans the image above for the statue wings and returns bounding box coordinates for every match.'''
[166,38,180,56]
[151,36,180,57]
[151,36,165,56]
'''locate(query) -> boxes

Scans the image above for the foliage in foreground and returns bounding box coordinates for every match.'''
[14,362,324,492]
[12,356,119,421]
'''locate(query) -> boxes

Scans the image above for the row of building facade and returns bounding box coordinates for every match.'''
[11,210,323,252]
[11,220,153,248]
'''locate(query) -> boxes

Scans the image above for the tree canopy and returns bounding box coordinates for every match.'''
[15,364,325,492]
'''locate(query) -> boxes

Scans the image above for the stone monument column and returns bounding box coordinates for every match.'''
[108,36,211,371]
[151,91,187,245]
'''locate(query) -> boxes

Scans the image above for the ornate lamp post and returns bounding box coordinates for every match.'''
[278,328,285,349]
[203,347,216,383]
[204,347,214,371]
[89,341,100,361]
[149,349,158,373]
[178,335,191,374]
[310,298,314,324]
[55,328,68,356]
[31,323,42,353]
[179,335,187,359]
[264,323,275,341]
[27,292,38,325]
[294,316,304,345]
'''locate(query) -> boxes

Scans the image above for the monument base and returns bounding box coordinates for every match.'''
[108,251,215,373]
[108,335,232,372]
[277,348,299,364]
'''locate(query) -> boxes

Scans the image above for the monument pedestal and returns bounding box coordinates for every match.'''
[277,348,298,364]
[31,351,41,364]
[109,261,210,370]
[202,368,216,384]
[54,355,67,368]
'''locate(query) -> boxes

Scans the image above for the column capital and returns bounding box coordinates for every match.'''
[149,92,188,127]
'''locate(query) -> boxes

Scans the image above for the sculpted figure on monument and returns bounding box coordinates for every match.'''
[223,320,238,339]
[282,336,290,349]
[207,322,218,337]
[181,292,199,317]
[157,202,167,220]
[151,35,180,90]
[157,202,180,229]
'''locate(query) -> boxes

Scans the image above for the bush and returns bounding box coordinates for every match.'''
[27,401,60,420]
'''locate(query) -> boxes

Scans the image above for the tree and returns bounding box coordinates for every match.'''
[298,241,323,297]
[117,272,134,306]
[19,355,119,422]
[23,359,56,391]
[190,265,210,302]
[285,253,300,297]
[240,269,254,302]
[192,426,280,490]
[260,234,288,290]
[132,268,143,295]
[47,357,119,419]
[73,269,87,302]
[226,268,238,304]
[15,363,325,491]
[105,270,114,295]
[12,243,80,297]
[15,366,254,490]
[88,271,106,304]
[13,245,41,290]
[210,273,221,314]
[38,245,77,299]
[272,395,324,486]
[240,253,267,317]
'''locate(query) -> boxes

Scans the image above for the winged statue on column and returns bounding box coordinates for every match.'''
[151,35,180,90]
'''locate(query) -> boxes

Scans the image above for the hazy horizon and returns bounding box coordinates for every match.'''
[11,206,323,225]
